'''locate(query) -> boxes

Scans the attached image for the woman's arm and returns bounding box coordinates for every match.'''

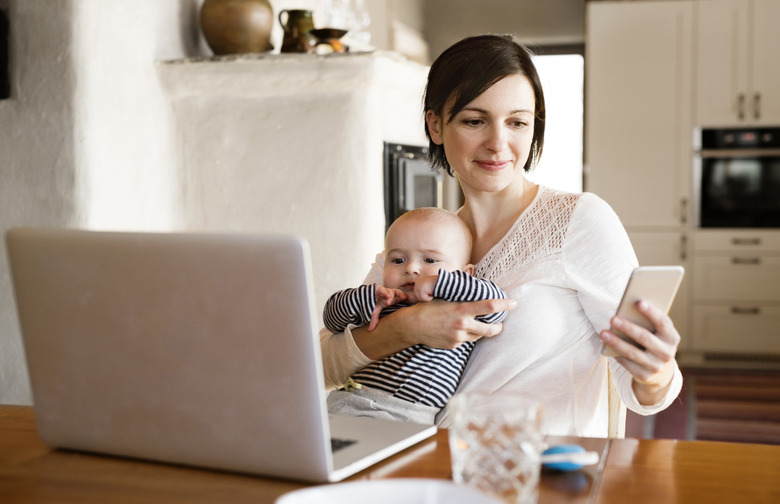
[320,253,516,388]
[600,300,682,405]
[352,297,514,360]
[319,298,514,388]
[565,193,682,411]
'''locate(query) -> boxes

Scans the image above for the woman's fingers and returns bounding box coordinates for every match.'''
[458,297,517,318]
[455,298,516,340]
[605,302,678,361]
[412,298,516,349]
[636,300,680,347]
[601,300,681,397]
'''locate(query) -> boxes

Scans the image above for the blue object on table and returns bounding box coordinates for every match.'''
[542,444,592,472]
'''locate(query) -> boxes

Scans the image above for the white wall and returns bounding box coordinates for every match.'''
[0,0,424,405]
[1,0,80,405]
[0,0,201,405]
[158,52,427,313]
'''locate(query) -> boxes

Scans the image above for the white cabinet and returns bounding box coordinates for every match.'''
[696,0,780,126]
[585,1,693,228]
[692,305,780,354]
[691,230,780,355]
[587,1,780,362]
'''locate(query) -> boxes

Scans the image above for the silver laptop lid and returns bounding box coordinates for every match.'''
[6,228,333,481]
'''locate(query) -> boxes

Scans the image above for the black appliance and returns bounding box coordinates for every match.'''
[695,127,780,228]
[383,142,442,230]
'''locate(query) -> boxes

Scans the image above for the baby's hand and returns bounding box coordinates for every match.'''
[412,275,439,303]
[368,286,408,331]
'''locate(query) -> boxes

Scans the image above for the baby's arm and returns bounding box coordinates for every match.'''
[323,285,376,333]
[431,270,509,324]
[368,285,408,331]
[324,284,409,333]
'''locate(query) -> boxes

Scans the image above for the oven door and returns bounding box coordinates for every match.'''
[384,143,442,229]
[697,150,780,228]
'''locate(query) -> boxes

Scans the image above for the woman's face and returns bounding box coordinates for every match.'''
[426,74,536,195]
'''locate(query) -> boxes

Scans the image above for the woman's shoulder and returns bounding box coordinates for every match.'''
[537,186,618,221]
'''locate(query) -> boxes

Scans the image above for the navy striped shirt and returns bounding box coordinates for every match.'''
[323,270,508,408]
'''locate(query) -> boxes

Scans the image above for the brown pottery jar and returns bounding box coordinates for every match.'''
[200,0,274,55]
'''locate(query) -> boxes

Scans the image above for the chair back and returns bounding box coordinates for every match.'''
[607,368,626,438]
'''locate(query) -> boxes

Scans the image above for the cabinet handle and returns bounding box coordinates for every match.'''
[754,93,761,120]
[680,198,687,225]
[731,257,761,265]
[731,237,761,246]
[731,307,761,315]
[738,93,745,120]
[680,234,687,261]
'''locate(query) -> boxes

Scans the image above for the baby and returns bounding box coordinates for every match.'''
[323,207,508,425]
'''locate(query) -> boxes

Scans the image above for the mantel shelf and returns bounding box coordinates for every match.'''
[155,50,427,98]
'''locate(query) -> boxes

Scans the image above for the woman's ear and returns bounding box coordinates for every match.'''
[425,110,444,145]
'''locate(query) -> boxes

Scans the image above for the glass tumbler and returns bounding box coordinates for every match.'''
[448,393,544,504]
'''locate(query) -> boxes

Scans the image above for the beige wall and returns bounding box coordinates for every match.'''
[423,0,585,59]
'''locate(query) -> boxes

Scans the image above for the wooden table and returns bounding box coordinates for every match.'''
[2,405,780,503]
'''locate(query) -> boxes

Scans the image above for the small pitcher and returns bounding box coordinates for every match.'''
[278,9,316,53]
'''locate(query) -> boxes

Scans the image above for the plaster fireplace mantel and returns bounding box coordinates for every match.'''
[158,51,422,99]
[156,51,429,311]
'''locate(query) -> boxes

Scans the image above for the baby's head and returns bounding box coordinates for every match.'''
[383,207,474,291]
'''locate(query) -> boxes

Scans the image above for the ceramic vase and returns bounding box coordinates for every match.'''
[200,0,274,55]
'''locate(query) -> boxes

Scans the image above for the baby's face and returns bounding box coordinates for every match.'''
[383,218,470,295]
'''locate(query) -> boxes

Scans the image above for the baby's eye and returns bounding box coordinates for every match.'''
[391,257,406,264]
[424,258,438,264]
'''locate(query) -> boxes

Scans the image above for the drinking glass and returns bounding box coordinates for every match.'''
[448,393,544,504]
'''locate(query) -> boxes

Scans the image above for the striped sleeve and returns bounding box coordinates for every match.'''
[322,284,377,333]
[432,270,508,324]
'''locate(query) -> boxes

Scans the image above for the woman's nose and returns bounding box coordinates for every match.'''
[484,124,506,152]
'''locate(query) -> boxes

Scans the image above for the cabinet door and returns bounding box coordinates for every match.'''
[628,231,690,347]
[693,255,780,302]
[695,0,750,126]
[586,1,692,228]
[752,0,780,124]
[693,305,780,354]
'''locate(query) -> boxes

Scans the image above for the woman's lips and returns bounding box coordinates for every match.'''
[476,160,510,171]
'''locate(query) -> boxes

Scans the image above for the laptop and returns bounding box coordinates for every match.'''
[5,227,436,483]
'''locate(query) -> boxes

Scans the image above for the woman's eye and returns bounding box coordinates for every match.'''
[462,118,484,127]
[509,120,528,128]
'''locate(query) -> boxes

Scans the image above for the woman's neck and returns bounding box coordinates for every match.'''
[460,177,539,264]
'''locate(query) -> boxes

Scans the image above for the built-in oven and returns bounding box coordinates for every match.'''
[694,127,780,228]
[383,142,443,230]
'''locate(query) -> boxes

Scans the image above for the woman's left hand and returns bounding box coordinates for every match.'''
[599,300,680,405]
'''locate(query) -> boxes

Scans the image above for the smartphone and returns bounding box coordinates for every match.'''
[601,266,685,356]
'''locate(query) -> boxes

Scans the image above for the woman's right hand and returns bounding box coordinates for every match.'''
[352,297,517,360]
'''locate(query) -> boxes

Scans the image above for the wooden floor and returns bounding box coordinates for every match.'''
[626,368,780,445]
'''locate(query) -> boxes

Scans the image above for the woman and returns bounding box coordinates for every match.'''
[320,34,682,437]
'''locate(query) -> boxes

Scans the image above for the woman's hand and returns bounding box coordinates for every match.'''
[353,297,517,360]
[599,300,680,405]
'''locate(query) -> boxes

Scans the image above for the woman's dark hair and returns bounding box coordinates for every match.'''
[423,34,546,175]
